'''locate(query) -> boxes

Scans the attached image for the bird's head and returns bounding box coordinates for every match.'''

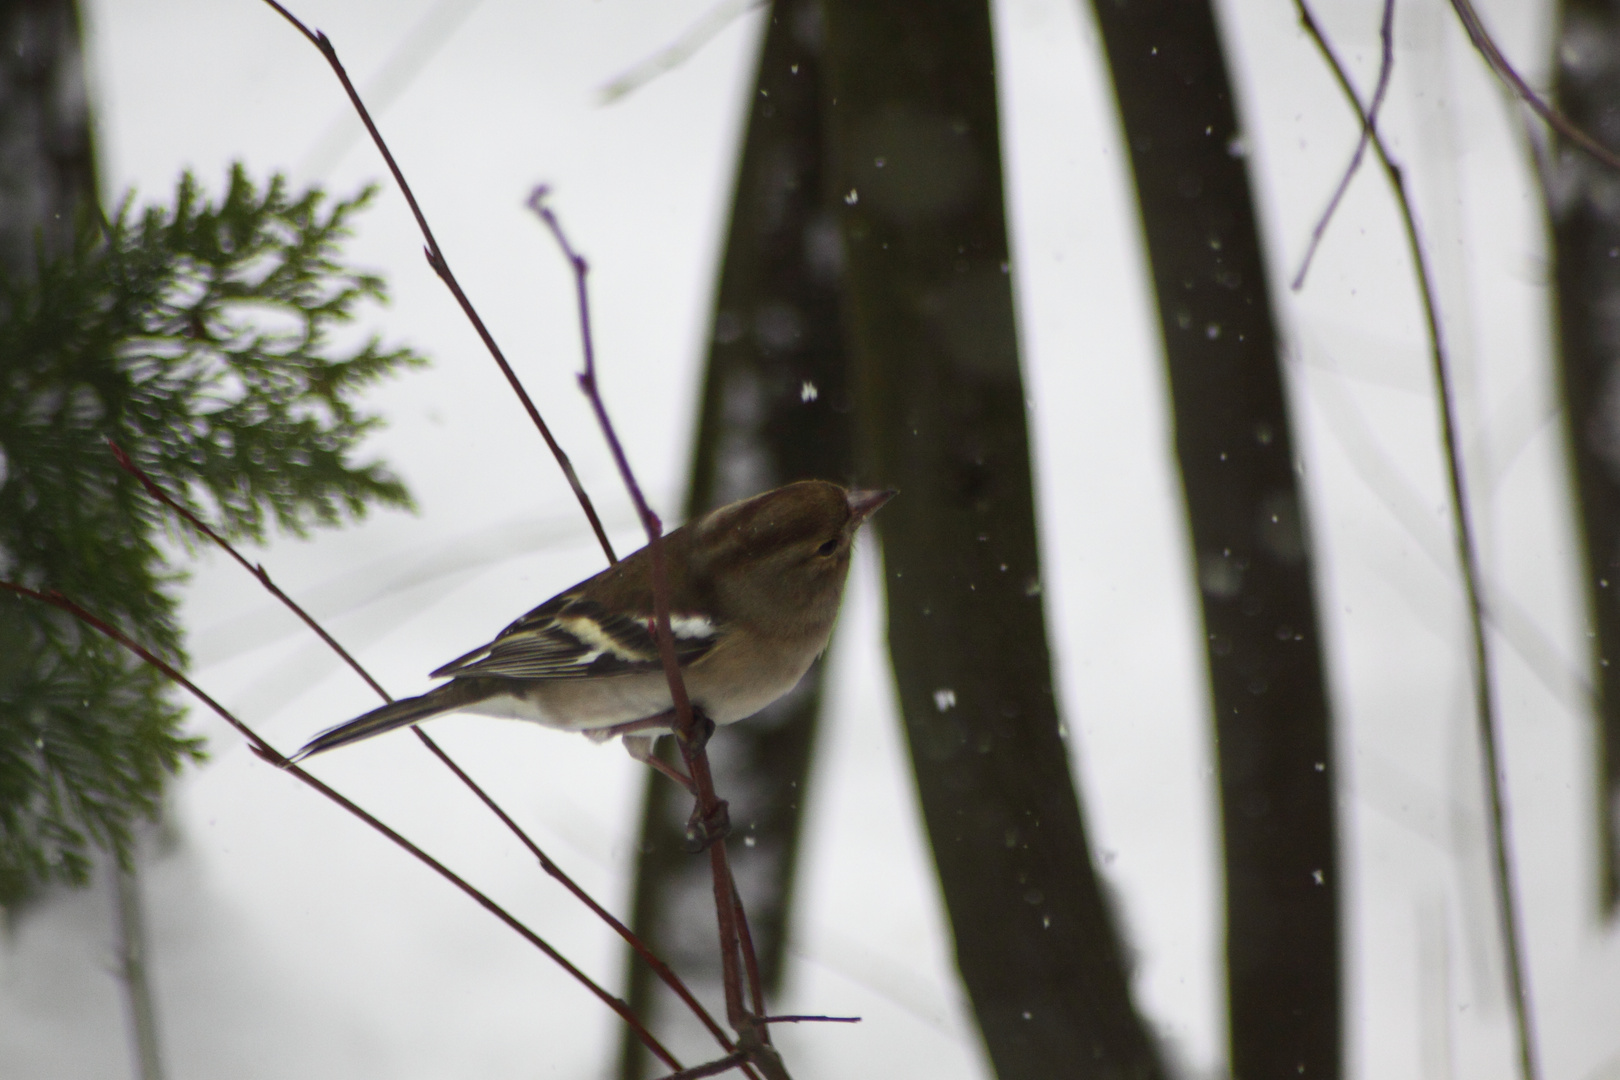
[692,480,894,636]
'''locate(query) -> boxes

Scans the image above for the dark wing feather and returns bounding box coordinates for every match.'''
[430,593,720,681]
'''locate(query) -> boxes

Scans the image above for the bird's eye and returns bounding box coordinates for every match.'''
[816,538,839,557]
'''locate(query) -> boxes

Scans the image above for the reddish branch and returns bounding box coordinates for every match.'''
[107,441,740,1059]
[732,873,768,1021]
[654,1050,752,1080]
[0,580,681,1073]
[258,0,618,566]
[257,4,795,1073]
[109,440,391,701]
[528,190,782,1073]
[406,731,744,1058]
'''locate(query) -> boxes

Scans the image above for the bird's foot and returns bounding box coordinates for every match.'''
[683,797,731,853]
[678,709,717,755]
[623,734,696,793]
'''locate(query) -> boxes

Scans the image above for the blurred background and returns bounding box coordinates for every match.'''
[1,0,1616,1077]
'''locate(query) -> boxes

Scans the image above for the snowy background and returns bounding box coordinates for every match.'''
[3,0,1617,1077]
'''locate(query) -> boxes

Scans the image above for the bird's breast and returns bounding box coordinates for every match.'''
[682,627,826,724]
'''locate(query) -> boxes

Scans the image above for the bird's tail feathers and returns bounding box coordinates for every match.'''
[290,681,484,762]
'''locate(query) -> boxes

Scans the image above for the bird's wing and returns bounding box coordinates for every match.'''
[430,593,721,680]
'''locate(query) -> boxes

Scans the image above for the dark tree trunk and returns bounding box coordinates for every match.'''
[1083,1,1342,1076]
[820,1,1166,1076]
[0,0,97,277]
[1549,0,1620,915]
[615,2,854,1074]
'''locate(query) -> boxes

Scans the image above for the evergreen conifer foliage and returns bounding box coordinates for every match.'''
[0,164,423,904]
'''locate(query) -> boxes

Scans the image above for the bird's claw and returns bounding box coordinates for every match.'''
[677,709,717,755]
[684,797,731,853]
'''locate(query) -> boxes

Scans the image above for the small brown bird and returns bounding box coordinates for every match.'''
[293,481,893,768]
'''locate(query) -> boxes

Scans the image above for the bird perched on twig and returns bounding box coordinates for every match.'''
[292,481,893,775]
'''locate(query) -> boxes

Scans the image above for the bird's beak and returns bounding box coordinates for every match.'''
[846,488,897,525]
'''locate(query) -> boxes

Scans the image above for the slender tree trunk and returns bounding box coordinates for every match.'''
[113,852,166,1080]
[615,2,853,1074]
[1549,0,1620,915]
[821,1,1166,1075]
[1083,1,1342,1076]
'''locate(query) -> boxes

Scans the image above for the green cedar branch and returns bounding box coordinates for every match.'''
[0,165,421,903]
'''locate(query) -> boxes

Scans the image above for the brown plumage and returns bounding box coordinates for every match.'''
[293,481,893,763]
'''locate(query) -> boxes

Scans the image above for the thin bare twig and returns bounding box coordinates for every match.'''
[108,440,391,702]
[0,581,681,1074]
[410,731,743,1059]
[709,842,748,1026]
[298,0,491,176]
[526,189,781,1075]
[107,440,740,1060]
[653,1050,751,1080]
[1292,0,1395,291]
[522,191,702,779]
[1293,4,1541,1078]
[754,1015,861,1025]
[257,5,782,1071]
[1447,0,1620,176]
[258,0,618,566]
[732,872,769,1033]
